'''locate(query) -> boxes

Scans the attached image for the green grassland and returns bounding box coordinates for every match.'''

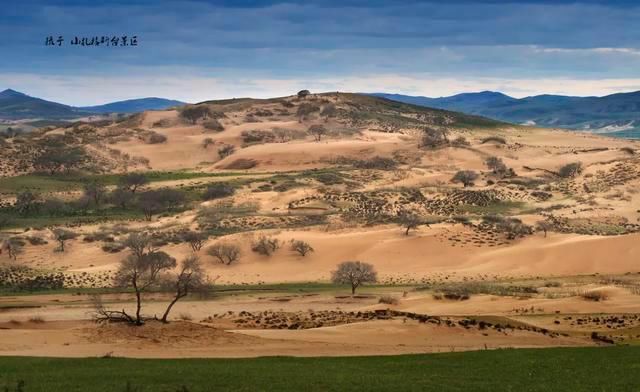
[0,346,638,391]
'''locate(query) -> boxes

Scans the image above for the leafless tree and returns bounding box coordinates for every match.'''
[160,255,205,323]
[182,230,207,252]
[119,173,148,193]
[398,212,426,235]
[83,180,107,207]
[451,170,479,187]
[331,261,377,295]
[535,220,553,237]
[207,243,241,265]
[290,239,314,256]
[115,233,177,325]
[251,236,280,256]
[308,124,327,142]
[52,228,78,252]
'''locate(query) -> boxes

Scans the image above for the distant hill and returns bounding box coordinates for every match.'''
[0,89,185,120]
[0,89,90,120]
[372,91,640,137]
[80,97,185,114]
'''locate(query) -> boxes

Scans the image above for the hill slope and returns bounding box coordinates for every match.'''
[79,97,186,114]
[0,89,90,120]
[372,91,640,137]
[0,89,185,120]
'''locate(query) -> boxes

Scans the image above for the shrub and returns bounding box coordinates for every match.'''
[202,183,235,200]
[223,158,257,170]
[420,127,449,149]
[207,243,241,265]
[28,316,45,323]
[378,295,399,305]
[146,131,167,144]
[485,156,509,177]
[180,105,211,124]
[203,119,224,132]
[481,136,507,144]
[202,138,214,149]
[101,242,126,253]
[218,144,236,159]
[558,162,583,178]
[451,136,470,147]
[178,313,193,321]
[296,103,320,121]
[297,89,311,99]
[251,236,280,256]
[353,156,397,170]
[290,239,314,256]
[580,290,608,301]
[451,170,479,187]
[241,130,274,145]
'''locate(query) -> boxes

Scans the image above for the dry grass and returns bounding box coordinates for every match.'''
[378,295,399,305]
[28,316,46,323]
[579,290,609,302]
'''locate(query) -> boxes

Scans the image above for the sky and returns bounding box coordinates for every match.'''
[2,0,640,105]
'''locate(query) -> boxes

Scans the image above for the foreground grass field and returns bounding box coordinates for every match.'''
[1,347,639,391]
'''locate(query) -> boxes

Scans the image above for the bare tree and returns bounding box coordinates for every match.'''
[119,173,148,193]
[296,103,319,122]
[290,239,314,256]
[535,220,553,237]
[420,127,449,149]
[116,233,177,325]
[451,170,479,187]
[83,180,107,207]
[485,156,509,178]
[399,212,427,236]
[137,188,186,221]
[320,104,337,122]
[110,186,134,208]
[331,261,377,295]
[182,230,207,252]
[251,236,280,256]
[160,255,205,323]
[308,124,327,142]
[207,243,241,265]
[52,228,78,252]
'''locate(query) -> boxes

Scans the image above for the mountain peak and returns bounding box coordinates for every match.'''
[0,89,28,99]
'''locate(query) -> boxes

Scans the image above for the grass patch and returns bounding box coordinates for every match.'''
[454,201,526,215]
[0,347,639,391]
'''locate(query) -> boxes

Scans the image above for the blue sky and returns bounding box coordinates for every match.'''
[2,0,640,105]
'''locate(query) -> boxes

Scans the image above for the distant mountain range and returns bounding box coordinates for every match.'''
[372,91,640,137]
[0,89,185,120]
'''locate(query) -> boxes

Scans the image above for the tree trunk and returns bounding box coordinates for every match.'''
[351,284,356,295]
[133,279,142,325]
[161,296,181,323]
[405,226,410,236]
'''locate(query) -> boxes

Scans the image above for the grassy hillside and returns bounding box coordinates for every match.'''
[0,346,638,391]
